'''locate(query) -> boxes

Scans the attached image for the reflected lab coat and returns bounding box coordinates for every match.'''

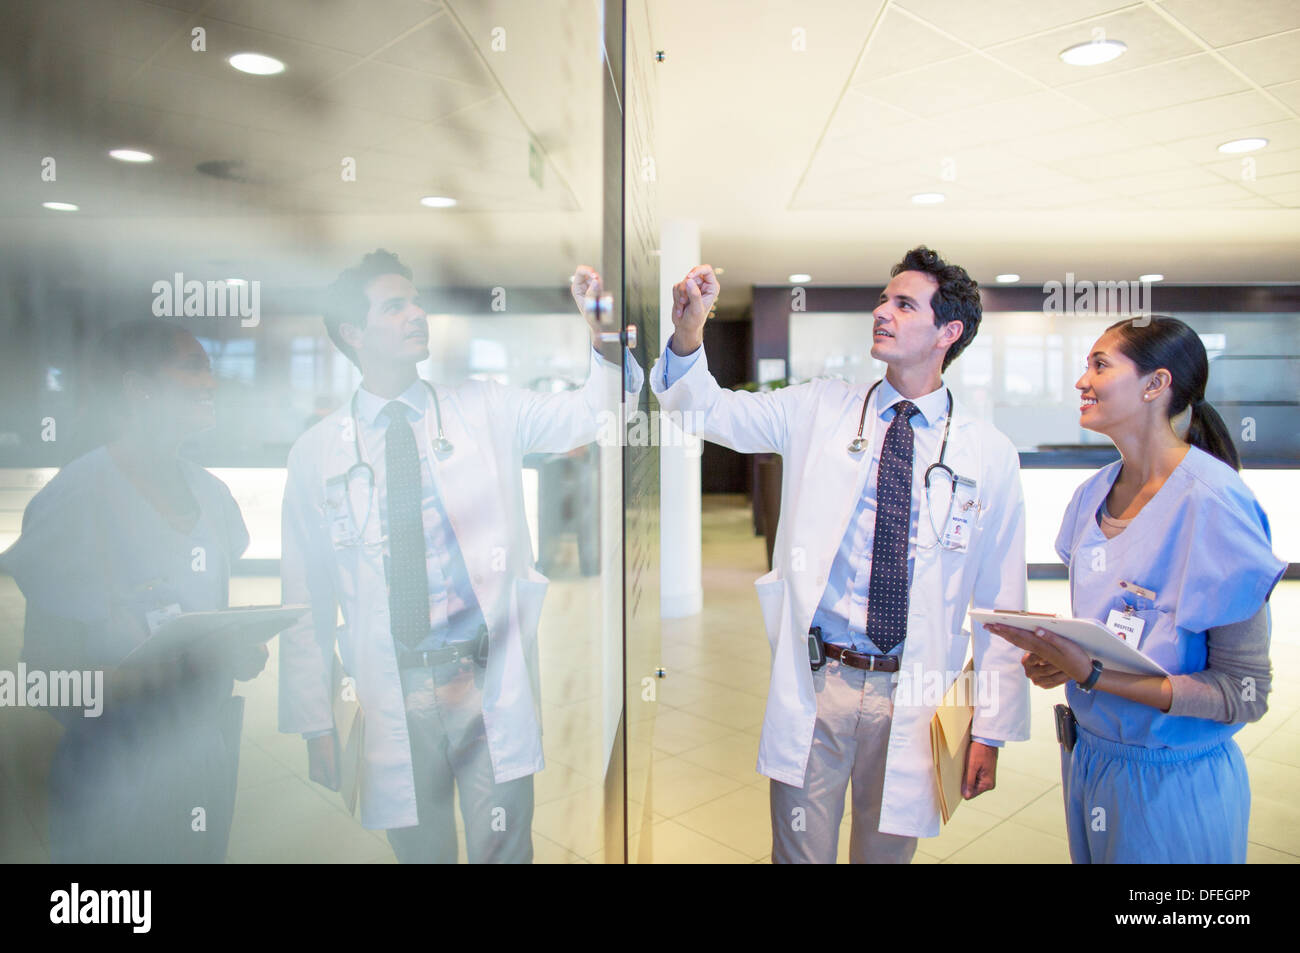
[279,351,640,831]
[651,348,1031,838]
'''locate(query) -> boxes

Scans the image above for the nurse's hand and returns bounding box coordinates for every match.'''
[962,741,997,799]
[1021,652,1070,688]
[985,624,1092,684]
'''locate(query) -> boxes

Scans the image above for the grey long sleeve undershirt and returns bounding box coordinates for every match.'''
[1166,606,1272,724]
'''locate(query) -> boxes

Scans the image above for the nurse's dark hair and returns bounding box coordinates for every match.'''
[90,319,198,434]
[1106,316,1241,471]
[889,246,981,371]
[323,249,412,369]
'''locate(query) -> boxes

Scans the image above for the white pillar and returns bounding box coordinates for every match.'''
[659,219,703,617]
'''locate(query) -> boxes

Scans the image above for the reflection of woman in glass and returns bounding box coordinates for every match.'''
[1,319,265,862]
[987,317,1283,864]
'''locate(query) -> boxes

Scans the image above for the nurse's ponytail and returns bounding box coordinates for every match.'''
[1107,316,1241,471]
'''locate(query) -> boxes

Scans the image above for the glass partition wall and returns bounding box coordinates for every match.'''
[0,0,656,864]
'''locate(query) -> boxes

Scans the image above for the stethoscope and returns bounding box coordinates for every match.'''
[848,379,970,546]
[343,380,453,538]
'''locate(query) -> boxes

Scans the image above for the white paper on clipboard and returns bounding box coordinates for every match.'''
[969,609,1169,677]
[121,604,308,668]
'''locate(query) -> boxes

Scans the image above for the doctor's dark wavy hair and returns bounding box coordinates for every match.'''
[323,249,412,369]
[1106,316,1240,471]
[889,246,982,371]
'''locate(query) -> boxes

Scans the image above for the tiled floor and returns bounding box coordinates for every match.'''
[1,494,1296,864]
[644,494,1300,864]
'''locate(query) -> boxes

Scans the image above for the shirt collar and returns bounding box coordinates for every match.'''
[875,376,949,427]
[355,377,428,428]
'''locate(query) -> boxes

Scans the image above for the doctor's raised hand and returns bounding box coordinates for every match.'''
[668,264,719,355]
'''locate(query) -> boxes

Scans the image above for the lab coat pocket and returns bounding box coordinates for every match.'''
[753,569,786,655]
[514,568,550,722]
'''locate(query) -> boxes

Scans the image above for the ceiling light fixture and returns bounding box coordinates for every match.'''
[420,195,457,208]
[1139,274,1164,282]
[789,273,811,283]
[228,52,285,75]
[1217,137,1268,154]
[1059,39,1127,66]
[995,274,1020,283]
[109,149,153,163]
[911,192,945,204]
[42,202,78,211]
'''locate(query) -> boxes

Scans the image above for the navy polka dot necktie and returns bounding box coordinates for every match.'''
[866,400,918,654]
[383,401,429,647]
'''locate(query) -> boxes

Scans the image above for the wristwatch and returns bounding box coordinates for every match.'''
[1077,659,1104,693]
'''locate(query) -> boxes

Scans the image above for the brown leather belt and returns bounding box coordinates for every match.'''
[823,641,900,672]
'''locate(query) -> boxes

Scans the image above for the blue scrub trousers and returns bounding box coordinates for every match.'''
[1061,724,1250,864]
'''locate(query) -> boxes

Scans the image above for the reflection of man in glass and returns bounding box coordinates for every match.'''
[280,250,635,862]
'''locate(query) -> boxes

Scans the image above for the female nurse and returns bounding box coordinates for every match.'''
[986,316,1284,864]
[1,318,266,862]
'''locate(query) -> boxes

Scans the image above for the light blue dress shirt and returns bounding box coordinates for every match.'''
[663,339,1002,747]
[354,378,486,650]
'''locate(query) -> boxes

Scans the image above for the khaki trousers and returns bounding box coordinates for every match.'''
[770,659,918,864]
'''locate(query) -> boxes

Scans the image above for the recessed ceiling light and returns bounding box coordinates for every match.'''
[109,149,153,163]
[714,267,725,275]
[995,274,1020,283]
[1217,137,1268,154]
[420,195,457,208]
[228,52,285,75]
[789,273,811,283]
[1139,274,1164,282]
[224,278,248,286]
[42,201,78,211]
[1059,39,1127,66]
[911,192,945,205]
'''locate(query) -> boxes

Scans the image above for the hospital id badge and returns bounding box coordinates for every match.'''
[145,603,183,635]
[324,474,354,546]
[1105,609,1144,646]
[941,477,978,552]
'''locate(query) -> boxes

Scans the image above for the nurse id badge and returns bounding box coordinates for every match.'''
[940,476,979,552]
[1105,607,1145,646]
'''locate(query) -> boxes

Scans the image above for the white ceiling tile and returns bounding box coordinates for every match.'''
[825,92,923,142]
[1218,30,1300,87]
[313,62,498,122]
[9,0,192,61]
[989,182,1121,206]
[986,6,1201,87]
[1242,169,1300,196]
[1135,181,1256,206]
[203,0,441,57]
[1265,79,1300,112]
[1158,0,1300,48]
[851,8,968,85]
[1091,166,1225,194]
[855,54,1040,117]
[426,94,533,144]
[1057,54,1246,115]
[1048,145,1190,179]
[374,13,497,88]
[1109,90,1289,143]
[895,0,1136,49]
[1201,146,1300,181]
[148,21,362,87]
[1269,189,1300,206]
[1003,119,1154,162]
[1222,195,1283,207]
[1161,118,1300,161]
[934,90,1105,146]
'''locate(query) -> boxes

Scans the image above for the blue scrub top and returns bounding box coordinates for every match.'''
[1056,446,1285,749]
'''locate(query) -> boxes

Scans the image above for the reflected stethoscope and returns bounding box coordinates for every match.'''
[848,379,974,545]
[343,381,453,538]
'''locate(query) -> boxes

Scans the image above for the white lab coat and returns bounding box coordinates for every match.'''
[651,348,1031,838]
[279,351,638,831]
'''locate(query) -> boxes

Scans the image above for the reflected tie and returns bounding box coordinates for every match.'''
[383,401,429,647]
[866,400,918,654]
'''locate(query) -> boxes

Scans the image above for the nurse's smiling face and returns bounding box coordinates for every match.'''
[127,330,217,438]
[1075,330,1164,434]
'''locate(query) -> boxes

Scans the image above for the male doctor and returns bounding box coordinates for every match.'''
[653,247,1030,863]
[279,250,636,863]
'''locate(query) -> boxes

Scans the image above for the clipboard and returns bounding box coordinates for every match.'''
[930,659,975,825]
[120,604,308,668]
[970,608,1169,677]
